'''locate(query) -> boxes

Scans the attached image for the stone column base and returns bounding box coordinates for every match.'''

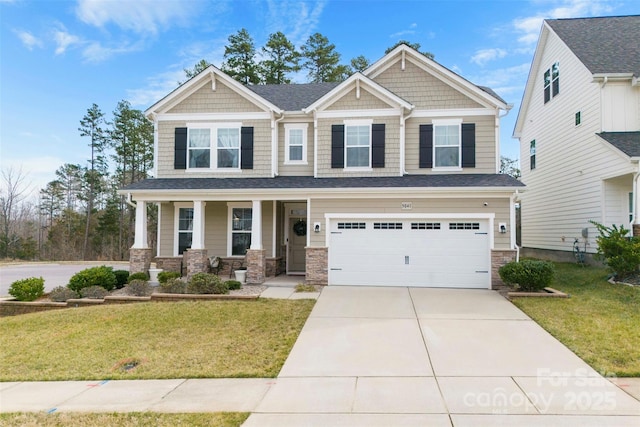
[129,248,152,275]
[185,249,208,280]
[633,224,640,237]
[305,247,328,285]
[246,249,266,284]
[491,249,517,290]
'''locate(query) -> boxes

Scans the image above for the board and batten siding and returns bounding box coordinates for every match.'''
[316,116,400,177]
[372,59,483,110]
[405,115,496,174]
[167,80,262,114]
[157,201,274,257]
[601,82,640,132]
[603,175,633,227]
[308,197,511,249]
[277,120,314,176]
[155,119,272,178]
[518,30,635,253]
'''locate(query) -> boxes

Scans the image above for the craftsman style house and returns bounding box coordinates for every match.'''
[123,44,523,288]
[514,16,640,259]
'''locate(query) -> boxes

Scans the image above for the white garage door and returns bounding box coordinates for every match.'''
[328,218,490,288]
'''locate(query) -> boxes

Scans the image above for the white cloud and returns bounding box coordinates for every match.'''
[53,27,82,55]
[14,30,43,50]
[469,63,532,96]
[390,23,418,39]
[471,48,508,66]
[82,40,143,62]
[0,156,66,198]
[512,0,614,45]
[76,0,203,35]
[126,69,186,108]
[264,0,326,47]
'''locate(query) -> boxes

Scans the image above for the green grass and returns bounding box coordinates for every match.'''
[0,412,249,427]
[512,262,640,377]
[0,299,314,381]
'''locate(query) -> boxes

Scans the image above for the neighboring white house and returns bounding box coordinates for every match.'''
[513,15,640,259]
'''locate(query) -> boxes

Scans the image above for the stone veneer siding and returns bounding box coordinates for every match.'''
[305,247,328,285]
[185,249,209,280]
[491,249,517,290]
[246,249,266,284]
[130,248,152,274]
[634,224,640,237]
[155,257,183,274]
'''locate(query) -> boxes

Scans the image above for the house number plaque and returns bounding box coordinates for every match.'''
[401,202,412,210]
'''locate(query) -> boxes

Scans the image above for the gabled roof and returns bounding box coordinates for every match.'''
[365,44,509,109]
[122,174,524,192]
[145,65,283,117]
[303,72,414,113]
[597,132,640,157]
[248,83,339,111]
[546,15,640,76]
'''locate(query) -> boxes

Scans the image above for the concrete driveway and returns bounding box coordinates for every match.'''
[0,262,129,296]
[245,286,640,426]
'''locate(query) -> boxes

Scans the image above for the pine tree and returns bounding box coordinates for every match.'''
[221,28,261,85]
[260,32,300,84]
[301,33,347,83]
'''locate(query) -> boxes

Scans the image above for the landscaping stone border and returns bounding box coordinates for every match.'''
[0,293,260,317]
[507,287,569,298]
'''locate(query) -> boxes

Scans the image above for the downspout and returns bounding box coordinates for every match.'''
[400,108,414,175]
[150,113,158,178]
[313,110,318,178]
[496,105,513,173]
[631,168,640,230]
[511,190,520,262]
[126,193,136,208]
[271,112,285,177]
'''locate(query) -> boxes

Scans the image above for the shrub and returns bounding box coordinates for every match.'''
[80,285,108,299]
[68,266,117,293]
[157,271,181,284]
[124,279,152,296]
[128,272,150,283]
[186,273,229,295]
[8,277,45,301]
[499,260,555,292]
[49,286,78,302]
[591,221,640,280]
[225,280,242,290]
[113,270,130,289]
[158,278,187,294]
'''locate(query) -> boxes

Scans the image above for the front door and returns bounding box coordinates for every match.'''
[288,217,306,273]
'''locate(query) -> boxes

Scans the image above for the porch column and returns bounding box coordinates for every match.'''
[186,200,208,279]
[130,200,151,274]
[247,200,266,284]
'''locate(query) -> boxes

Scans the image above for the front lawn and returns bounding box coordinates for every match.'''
[0,299,314,381]
[0,412,249,427]
[512,262,640,376]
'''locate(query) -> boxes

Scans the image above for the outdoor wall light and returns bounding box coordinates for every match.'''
[499,223,507,233]
[314,222,321,233]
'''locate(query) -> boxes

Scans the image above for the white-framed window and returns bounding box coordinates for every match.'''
[284,123,308,164]
[227,203,252,256]
[174,203,194,255]
[530,140,536,170]
[433,119,462,169]
[629,192,634,223]
[345,119,372,168]
[543,62,559,104]
[187,123,242,170]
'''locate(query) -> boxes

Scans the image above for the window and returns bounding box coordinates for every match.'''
[530,140,536,170]
[177,207,194,255]
[433,119,461,169]
[373,222,403,230]
[337,222,366,230]
[575,111,581,126]
[187,124,241,170]
[230,207,252,256]
[411,222,441,230]
[285,124,308,164]
[345,122,371,168]
[449,222,480,230]
[630,192,634,223]
[543,62,559,104]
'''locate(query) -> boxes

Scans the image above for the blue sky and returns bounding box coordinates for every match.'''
[1,0,638,195]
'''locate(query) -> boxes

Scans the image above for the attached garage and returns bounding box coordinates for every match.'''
[327,216,492,288]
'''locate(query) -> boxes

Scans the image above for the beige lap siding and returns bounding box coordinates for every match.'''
[405,115,497,174]
[277,120,315,176]
[372,59,483,110]
[156,119,272,178]
[308,197,512,249]
[325,87,392,111]
[167,80,260,114]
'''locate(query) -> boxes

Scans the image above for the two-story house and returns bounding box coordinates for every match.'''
[513,15,640,261]
[122,44,523,289]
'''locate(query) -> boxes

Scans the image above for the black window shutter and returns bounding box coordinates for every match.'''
[331,125,345,168]
[240,127,253,169]
[419,124,433,168]
[174,127,187,169]
[461,123,476,168]
[371,124,385,168]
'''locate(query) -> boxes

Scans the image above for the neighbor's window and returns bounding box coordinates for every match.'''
[543,62,559,104]
[285,124,308,164]
[230,207,252,256]
[433,120,461,168]
[630,192,634,222]
[178,207,194,255]
[530,140,536,170]
[575,111,581,126]
[345,123,371,168]
[188,128,211,168]
[217,128,240,168]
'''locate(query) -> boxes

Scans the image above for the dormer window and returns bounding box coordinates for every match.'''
[544,62,559,104]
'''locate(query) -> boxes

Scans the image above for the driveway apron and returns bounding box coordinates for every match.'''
[245,286,640,426]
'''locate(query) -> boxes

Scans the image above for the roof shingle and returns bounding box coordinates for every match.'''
[597,132,640,157]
